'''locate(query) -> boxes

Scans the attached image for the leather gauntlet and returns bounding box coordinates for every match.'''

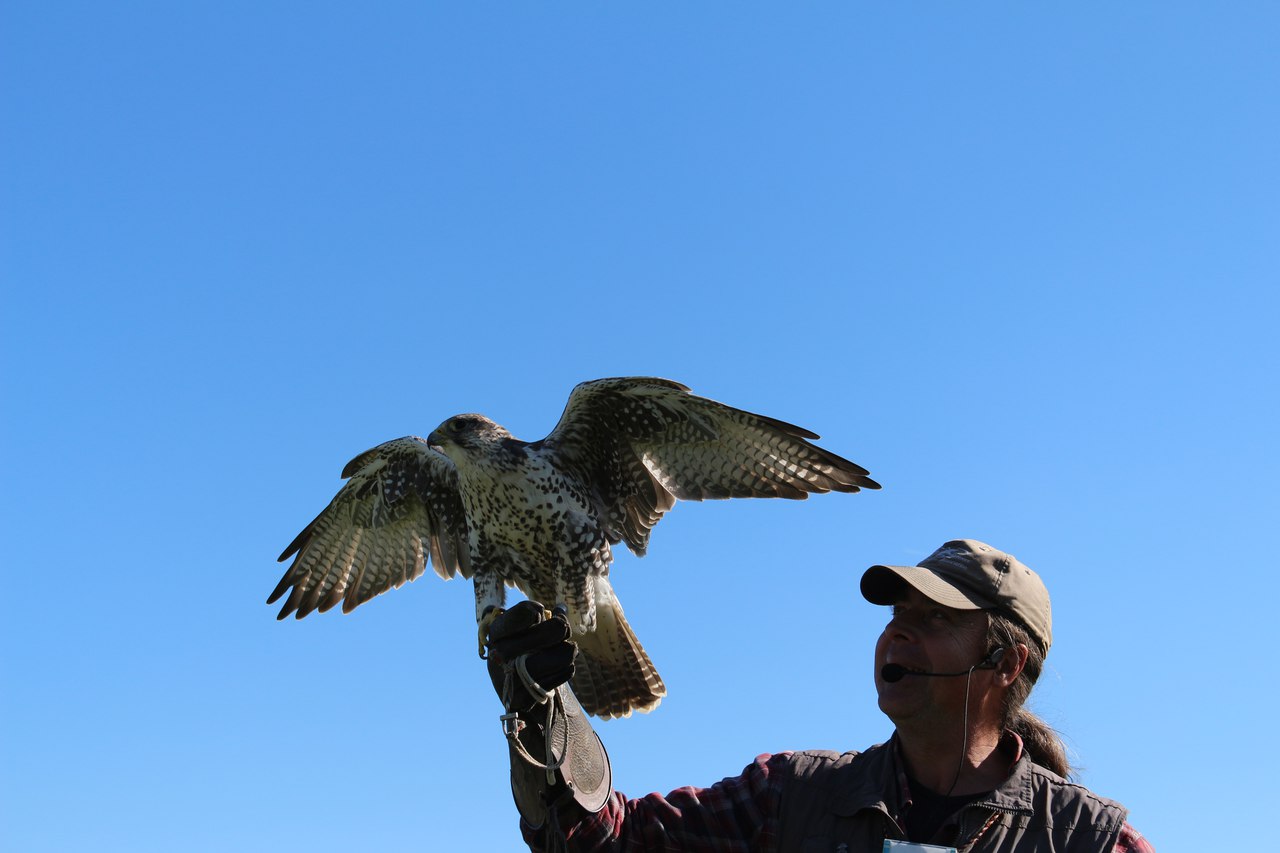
[487,601,612,828]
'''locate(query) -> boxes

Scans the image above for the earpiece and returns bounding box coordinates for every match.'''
[978,647,1006,669]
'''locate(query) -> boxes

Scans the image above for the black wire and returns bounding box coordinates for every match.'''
[945,664,978,797]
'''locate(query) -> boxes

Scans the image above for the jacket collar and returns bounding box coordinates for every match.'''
[830,731,1036,818]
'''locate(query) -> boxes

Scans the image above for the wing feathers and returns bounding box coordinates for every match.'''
[270,437,469,620]
[543,378,878,556]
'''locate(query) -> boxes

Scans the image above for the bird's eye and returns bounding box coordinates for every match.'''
[448,419,465,434]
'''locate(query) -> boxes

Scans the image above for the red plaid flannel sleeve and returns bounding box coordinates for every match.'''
[1115,823,1156,853]
[523,752,791,852]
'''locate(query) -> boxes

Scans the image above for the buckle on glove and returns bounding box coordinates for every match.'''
[500,711,526,738]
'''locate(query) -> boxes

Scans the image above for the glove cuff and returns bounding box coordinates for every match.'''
[506,684,612,826]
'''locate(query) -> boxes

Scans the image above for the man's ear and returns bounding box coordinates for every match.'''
[994,643,1030,687]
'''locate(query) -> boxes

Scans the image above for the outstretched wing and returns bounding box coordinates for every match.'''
[537,377,879,556]
[269,436,472,619]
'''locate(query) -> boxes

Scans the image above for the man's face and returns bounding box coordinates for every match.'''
[874,586,992,726]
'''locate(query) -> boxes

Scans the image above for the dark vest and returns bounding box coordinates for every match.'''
[778,741,1128,853]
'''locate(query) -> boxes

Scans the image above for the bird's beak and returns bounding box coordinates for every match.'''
[427,430,446,453]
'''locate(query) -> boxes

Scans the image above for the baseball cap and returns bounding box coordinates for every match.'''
[860,539,1052,654]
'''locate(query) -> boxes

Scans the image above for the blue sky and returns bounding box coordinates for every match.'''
[2,4,1276,851]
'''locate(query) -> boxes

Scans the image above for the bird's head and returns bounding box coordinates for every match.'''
[427,414,513,462]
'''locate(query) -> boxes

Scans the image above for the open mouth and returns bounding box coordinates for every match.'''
[887,663,926,675]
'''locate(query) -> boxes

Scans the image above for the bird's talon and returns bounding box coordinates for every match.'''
[478,606,506,659]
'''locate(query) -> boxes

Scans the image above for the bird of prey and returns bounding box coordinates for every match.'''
[271,377,879,719]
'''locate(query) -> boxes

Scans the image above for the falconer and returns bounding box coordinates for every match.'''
[485,539,1154,852]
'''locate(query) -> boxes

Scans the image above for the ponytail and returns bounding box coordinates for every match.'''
[1008,709,1069,778]
[987,613,1071,778]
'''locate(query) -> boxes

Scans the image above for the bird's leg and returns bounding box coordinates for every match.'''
[474,572,506,659]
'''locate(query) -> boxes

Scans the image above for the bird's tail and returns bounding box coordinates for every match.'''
[570,595,666,720]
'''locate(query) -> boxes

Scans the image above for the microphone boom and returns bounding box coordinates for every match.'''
[880,649,1005,684]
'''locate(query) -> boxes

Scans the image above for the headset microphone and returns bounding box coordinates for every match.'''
[879,647,1006,684]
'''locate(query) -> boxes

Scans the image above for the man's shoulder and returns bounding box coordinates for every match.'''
[785,746,866,764]
[775,743,890,782]
[1006,757,1131,834]
[1026,760,1128,810]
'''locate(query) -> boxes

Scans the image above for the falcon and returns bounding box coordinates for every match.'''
[271,377,879,719]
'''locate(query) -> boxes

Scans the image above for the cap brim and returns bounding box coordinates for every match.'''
[860,564,987,610]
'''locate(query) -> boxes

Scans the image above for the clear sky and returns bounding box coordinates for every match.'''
[2,4,1276,852]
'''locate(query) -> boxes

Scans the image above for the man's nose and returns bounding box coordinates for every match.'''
[885,615,918,642]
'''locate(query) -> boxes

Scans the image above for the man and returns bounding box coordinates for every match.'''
[487,539,1154,852]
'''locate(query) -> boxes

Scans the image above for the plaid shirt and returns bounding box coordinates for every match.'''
[523,742,1154,852]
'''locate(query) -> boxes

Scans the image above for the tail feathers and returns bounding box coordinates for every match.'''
[570,600,666,719]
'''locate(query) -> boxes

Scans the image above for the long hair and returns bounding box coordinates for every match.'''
[986,613,1071,778]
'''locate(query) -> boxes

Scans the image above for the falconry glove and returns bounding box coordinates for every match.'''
[486,601,576,710]
[486,602,612,833]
